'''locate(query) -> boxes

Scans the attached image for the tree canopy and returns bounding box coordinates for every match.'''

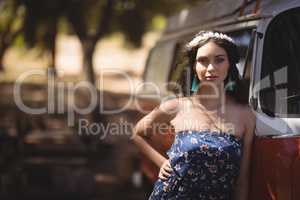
[1,0,201,82]
[0,0,25,70]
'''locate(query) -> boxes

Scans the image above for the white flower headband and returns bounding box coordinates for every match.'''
[186,31,235,49]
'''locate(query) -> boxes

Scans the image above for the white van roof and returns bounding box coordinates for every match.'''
[164,0,300,34]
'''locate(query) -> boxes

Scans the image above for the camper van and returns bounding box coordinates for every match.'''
[140,0,300,199]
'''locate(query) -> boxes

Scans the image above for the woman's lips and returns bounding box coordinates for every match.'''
[205,75,218,80]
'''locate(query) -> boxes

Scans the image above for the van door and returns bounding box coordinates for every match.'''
[250,7,300,200]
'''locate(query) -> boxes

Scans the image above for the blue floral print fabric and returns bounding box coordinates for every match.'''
[148,130,243,200]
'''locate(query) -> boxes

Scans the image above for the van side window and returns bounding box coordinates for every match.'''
[167,42,190,95]
[143,42,176,93]
[228,30,254,79]
[259,8,300,117]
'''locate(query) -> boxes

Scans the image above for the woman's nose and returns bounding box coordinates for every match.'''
[207,63,215,71]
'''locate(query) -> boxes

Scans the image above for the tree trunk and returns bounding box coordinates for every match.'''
[80,39,103,160]
[82,39,96,85]
[48,22,57,77]
[0,49,5,71]
[81,38,101,122]
[48,42,57,76]
[0,35,9,71]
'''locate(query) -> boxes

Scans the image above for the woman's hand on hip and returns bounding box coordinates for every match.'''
[158,159,173,181]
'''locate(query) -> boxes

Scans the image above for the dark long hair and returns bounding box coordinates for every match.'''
[177,31,248,104]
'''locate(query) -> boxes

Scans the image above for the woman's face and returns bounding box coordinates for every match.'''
[195,41,230,86]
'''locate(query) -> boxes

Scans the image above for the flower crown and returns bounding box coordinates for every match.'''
[186,31,235,49]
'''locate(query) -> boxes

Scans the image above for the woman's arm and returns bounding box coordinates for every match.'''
[132,98,179,168]
[234,107,255,200]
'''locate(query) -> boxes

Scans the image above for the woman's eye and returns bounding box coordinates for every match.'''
[198,58,209,65]
[215,58,225,64]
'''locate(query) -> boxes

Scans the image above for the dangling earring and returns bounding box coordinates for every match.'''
[225,75,237,92]
[191,74,199,93]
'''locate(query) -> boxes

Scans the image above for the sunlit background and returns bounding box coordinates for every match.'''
[0,0,200,199]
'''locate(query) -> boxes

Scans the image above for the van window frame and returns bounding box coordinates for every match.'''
[257,8,300,118]
[142,41,177,95]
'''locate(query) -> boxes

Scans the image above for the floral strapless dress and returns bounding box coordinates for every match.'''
[148,130,243,200]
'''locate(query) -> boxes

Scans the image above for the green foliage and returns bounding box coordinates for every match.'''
[13,32,25,47]
[151,15,166,31]
[21,0,63,49]
[0,0,24,34]
[0,0,203,75]
[16,0,201,49]
[0,0,25,69]
[0,0,14,31]
[112,0,200,47]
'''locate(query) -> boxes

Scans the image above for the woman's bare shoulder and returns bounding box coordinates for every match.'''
[241,105,255,120]
[229,101,255,130]
[158,96,188,113]
[240,105,256,136]
[229,100,255,117]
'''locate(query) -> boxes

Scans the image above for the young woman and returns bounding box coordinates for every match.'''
[132,31,255,200]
